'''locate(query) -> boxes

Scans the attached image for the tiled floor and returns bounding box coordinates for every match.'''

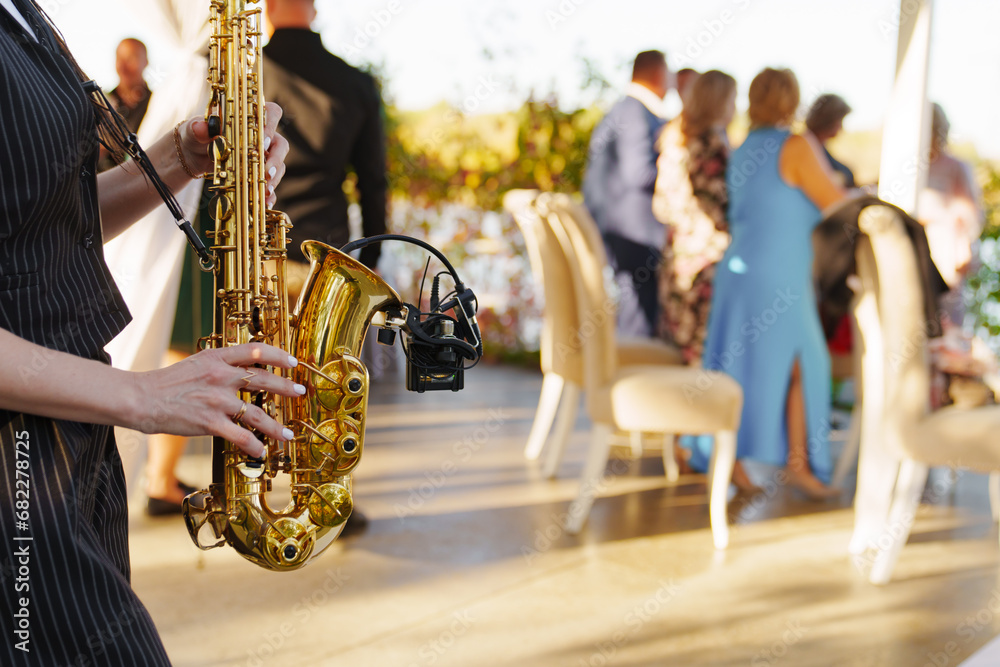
[128,364,1000,666]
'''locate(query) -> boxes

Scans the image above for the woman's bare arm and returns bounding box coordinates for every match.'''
[98,103,289,241]
[779,133,846,212]
[0,328,301,457]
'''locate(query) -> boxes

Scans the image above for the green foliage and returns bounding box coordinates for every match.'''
[966,162,1000,341]
[383,96,600,212]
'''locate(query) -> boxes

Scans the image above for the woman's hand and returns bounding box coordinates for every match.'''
[262,102,289,208]
[128,343,305,458]
[174,101,290,207]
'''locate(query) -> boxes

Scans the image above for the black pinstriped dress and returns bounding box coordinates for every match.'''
[0,1,171,664]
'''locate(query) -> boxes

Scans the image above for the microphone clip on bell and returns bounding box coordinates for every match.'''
[340,234,484,393]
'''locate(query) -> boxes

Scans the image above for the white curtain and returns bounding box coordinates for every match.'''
[103,0,211,494]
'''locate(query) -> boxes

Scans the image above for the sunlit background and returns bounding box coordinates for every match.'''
[43,0,1000,356]
[53,0,1000,158]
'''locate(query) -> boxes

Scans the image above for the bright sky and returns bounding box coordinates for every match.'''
[52,0,1000,158]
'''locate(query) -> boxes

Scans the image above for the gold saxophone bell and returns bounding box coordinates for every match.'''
[182,0,412,571]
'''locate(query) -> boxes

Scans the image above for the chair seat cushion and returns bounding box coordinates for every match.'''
[903,405,1000,472]
[589,366,743,434]
[617,337,684,366]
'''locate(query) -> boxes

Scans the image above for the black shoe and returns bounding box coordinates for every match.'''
[146,496,183,517]
[178,480,199,496]
[146,480,200,517]
[338,509,369,538]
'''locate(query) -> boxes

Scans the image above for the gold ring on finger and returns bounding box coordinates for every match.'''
[232,401,249,424]
[240,368,257,390]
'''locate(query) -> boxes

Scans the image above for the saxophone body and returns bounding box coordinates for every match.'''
[182,0,403,571]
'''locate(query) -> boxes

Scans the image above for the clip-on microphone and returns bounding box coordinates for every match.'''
[339,235,483,393]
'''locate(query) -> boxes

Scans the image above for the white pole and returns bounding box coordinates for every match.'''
[876,0,934,215]
[851,0,935,561]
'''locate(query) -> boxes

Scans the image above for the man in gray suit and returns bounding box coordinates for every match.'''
[583,51,670,337]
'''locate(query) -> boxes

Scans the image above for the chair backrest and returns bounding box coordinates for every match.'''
[541,193,620,393]
[856,205,931,434]
[503,190,584,384]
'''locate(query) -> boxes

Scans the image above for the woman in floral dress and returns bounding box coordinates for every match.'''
[653,70,737,364]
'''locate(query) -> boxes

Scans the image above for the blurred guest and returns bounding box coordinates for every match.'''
[804,93,855,188]
[675,67,700,108]
[805,94,855,350]
[263,0,387,292]
[653,70,736,364]
[918,102,985,327]
[97,38,151,172]
[583,50,670,337]
[687,68,847,498]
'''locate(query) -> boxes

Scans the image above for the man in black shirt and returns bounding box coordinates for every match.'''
[263,0,388,284]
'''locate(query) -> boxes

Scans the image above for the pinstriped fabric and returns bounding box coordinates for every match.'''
[0,407,171,666]
[1,3,170,664]
[0,0,131,360]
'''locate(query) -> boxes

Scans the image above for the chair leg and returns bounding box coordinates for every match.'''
[662,434,679,484]
[708,431,737,550]
[628,431,644,458]
[524,373,565,461]
[542,382,580,479]
[849,289,899,556]
[565,423,613,535]
[869,459,929,585]
[831,403,862,488]
[990,473,1000,522]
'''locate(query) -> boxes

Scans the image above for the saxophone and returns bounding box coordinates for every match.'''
[181,0,410,571]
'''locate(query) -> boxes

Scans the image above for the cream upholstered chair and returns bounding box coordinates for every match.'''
[542,192,743,549]
[503,190,682,478]
[850,204,1000,585]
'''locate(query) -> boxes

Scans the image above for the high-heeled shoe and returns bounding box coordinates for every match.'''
[732,461,763,496]
[785,469,842,501]
[146,480,200,517]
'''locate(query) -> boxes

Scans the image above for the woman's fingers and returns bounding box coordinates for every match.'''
[237,401,294,446]
[188,116,212,144]
[214,417,268,458]
[217,342,297,370]
[240,366,306,398]
[180,116,214,176]
[213,400,295,459]
[263,101,283,135]
[262,101,289,206]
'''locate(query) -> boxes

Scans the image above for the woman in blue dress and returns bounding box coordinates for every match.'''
[688,68,847,499]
